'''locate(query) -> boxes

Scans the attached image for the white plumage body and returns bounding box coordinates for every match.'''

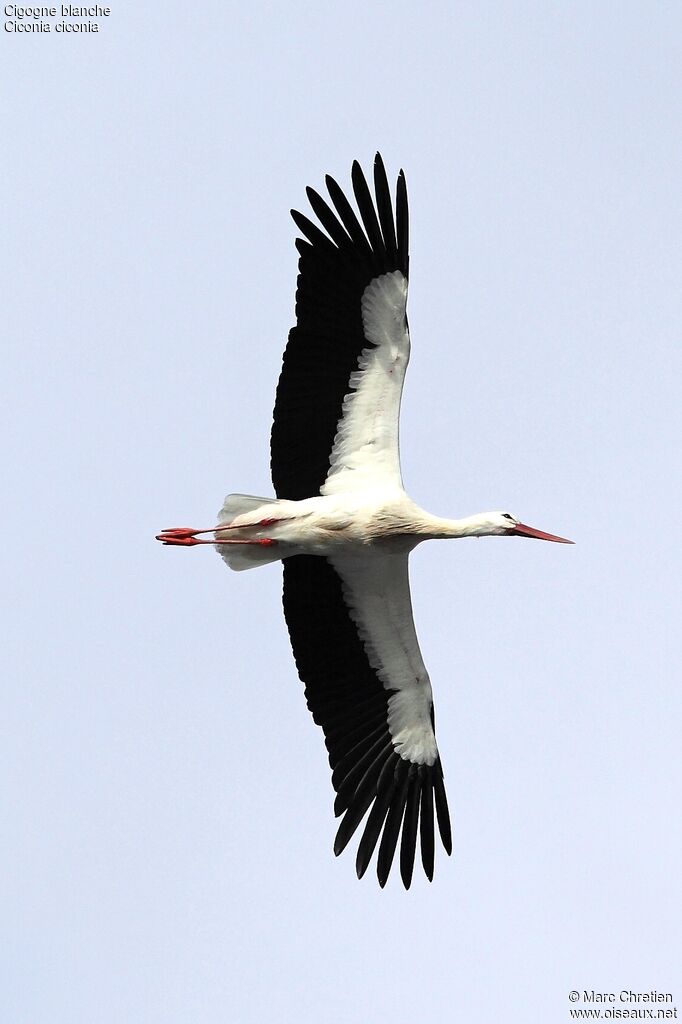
[217,492,437,556]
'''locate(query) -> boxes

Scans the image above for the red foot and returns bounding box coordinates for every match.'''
[156,533,208,546]
[157,528,202,540]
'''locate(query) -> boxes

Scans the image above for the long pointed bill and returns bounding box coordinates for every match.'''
[510,522,574,544]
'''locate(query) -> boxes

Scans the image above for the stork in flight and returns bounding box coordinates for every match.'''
[157,154,573,889]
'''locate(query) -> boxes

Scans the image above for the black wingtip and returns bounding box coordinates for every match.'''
[333,793,345,818]
[433,771,453,855]
[399,774,420,889]
[400,868,413,891]
[339,754,451,886]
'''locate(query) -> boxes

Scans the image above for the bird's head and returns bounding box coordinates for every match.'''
[484,511,574,543]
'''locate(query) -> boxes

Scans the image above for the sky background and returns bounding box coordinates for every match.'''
[2,2,681,1022]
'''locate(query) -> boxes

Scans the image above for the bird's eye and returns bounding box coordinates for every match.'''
[502,513,514,521]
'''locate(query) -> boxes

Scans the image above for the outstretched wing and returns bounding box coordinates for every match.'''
[271,154,411,501]
[282,551,452,888]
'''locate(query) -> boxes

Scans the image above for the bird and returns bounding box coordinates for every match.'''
[157,154,573,889]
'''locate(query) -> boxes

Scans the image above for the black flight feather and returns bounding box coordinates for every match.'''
[396,170,409,277]
[332,731,391,801]
[334,739,394,819]
[305,186,354,249]
[373,153,398,262]
[400,771,422,889]
[355,781,396,879]
[377,761,411,887]
[419,773,435,881]
[350,160,385,260]
[433,769,453,855]
[325,174,373,256]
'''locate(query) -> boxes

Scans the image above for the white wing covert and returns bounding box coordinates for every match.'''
[321,270,409,496]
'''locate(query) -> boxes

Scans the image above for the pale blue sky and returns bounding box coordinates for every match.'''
[3,3,681,1022]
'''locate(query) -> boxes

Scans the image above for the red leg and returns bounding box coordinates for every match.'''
[157,524,240,540]
[157,509,294,547]
[156,533,278,548]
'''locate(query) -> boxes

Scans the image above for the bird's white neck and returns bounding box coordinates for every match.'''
[416,512,503,540]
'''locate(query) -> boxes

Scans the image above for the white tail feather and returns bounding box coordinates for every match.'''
[218,544,283,571]
[217,493,278,521]
[216,493,284,572]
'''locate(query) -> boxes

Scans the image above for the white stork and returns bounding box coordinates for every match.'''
[157,154,573,888]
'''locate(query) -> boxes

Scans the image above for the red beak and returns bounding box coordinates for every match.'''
[510,523,574,544]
